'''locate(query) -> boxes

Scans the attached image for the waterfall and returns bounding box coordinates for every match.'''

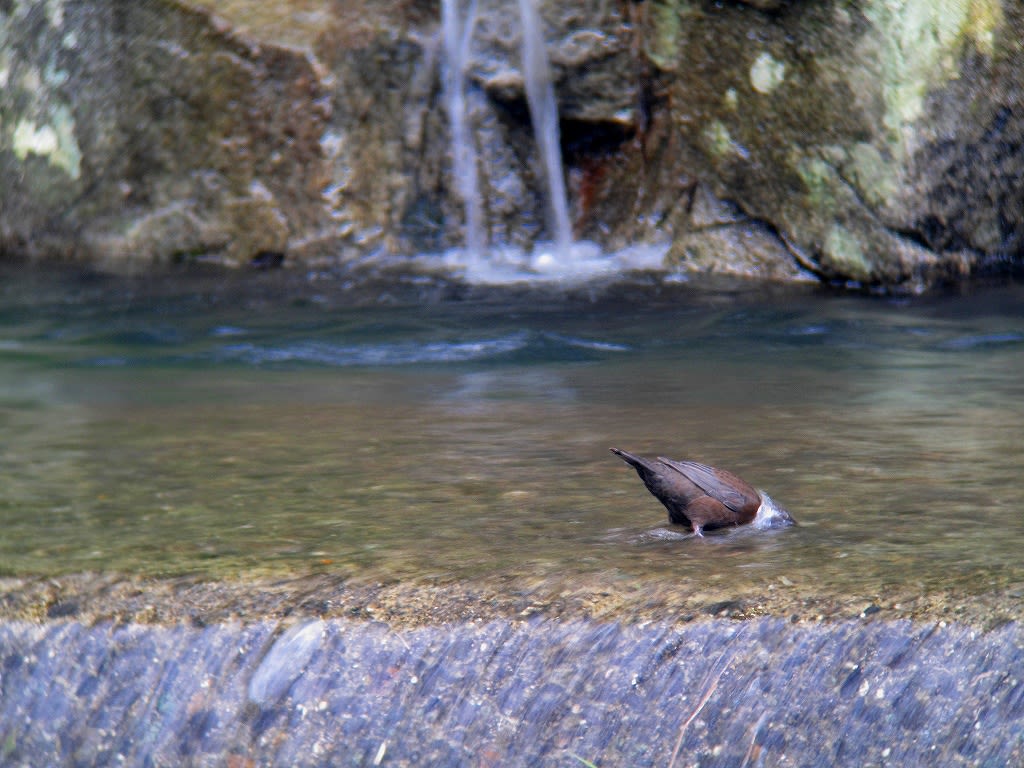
[517,0,573,254]
[441,0,572,258]
[441,0,484,256]
[436,0,667,284]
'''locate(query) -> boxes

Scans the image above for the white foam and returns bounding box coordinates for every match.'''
[431,240,670,286]
[752,492,795,529]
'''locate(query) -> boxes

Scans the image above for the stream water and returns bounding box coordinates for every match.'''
[1,265,1023,610]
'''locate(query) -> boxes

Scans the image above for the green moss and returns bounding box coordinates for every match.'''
[844,142,899,210]
[823,223,871,281]
[749,51,786,95]
[704,120,742,160]
[964,0,1003,55]
[793,156,876,280]
[794,155,838,215]
[723,87,739,111]
[645,0,686,71]
[863,0,1003,135]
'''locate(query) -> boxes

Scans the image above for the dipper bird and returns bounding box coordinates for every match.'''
[610,448,794,535]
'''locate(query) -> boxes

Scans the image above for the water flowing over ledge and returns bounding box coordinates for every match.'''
[1,616,1021,766]
[439,0,599,283]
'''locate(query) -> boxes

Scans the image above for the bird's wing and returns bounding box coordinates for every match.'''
[657,458,759,514]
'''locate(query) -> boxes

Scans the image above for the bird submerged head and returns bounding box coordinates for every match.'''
[752,492,795,530]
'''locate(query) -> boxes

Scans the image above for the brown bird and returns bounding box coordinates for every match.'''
[610,448,794,536]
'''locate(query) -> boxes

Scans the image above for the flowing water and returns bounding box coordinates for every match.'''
[441,0,484,256]
[1,265,1023,614]
[438,0,617,284]
[517,0,572,252]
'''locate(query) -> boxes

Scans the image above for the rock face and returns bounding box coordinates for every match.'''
[1,617,1023,765]
[642,0,1024,288]
[1,0,1022,288]
[1,2,330,267]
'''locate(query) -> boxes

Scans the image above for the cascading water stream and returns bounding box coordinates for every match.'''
[516,0,573,254]
[441,0,484,256]
[437,0,668,283]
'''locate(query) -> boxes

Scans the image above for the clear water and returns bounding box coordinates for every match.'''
[1,265,1023,609]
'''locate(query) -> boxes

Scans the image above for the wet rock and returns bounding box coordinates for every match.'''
[0,2,330,268]
[635,0,1024,289]
[0,617,1022,765]
[1,0,1022,289]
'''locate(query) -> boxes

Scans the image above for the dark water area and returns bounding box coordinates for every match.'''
[1,265,1024,616]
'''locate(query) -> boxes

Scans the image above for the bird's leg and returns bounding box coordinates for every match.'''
[691,525,704,537]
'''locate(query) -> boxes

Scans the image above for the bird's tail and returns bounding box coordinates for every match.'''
[610,447,657,472]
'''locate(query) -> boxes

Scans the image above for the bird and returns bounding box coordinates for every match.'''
[610,448,794,536]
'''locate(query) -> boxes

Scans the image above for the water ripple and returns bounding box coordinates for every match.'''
[539,332,630,352]
[939,332,1023,350]
[217,333,531,367]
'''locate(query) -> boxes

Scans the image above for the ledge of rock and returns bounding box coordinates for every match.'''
[1,612,1022,765]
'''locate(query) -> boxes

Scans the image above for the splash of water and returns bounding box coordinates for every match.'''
[432,241,669,285]
[517,0,572,252]
[441,0,484,256]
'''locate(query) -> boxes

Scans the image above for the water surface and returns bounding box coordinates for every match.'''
[1,266,1023,613]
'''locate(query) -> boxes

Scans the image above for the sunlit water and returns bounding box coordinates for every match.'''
[1,265,1023,607]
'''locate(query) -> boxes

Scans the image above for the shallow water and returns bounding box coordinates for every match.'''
[1,266,1023,606]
